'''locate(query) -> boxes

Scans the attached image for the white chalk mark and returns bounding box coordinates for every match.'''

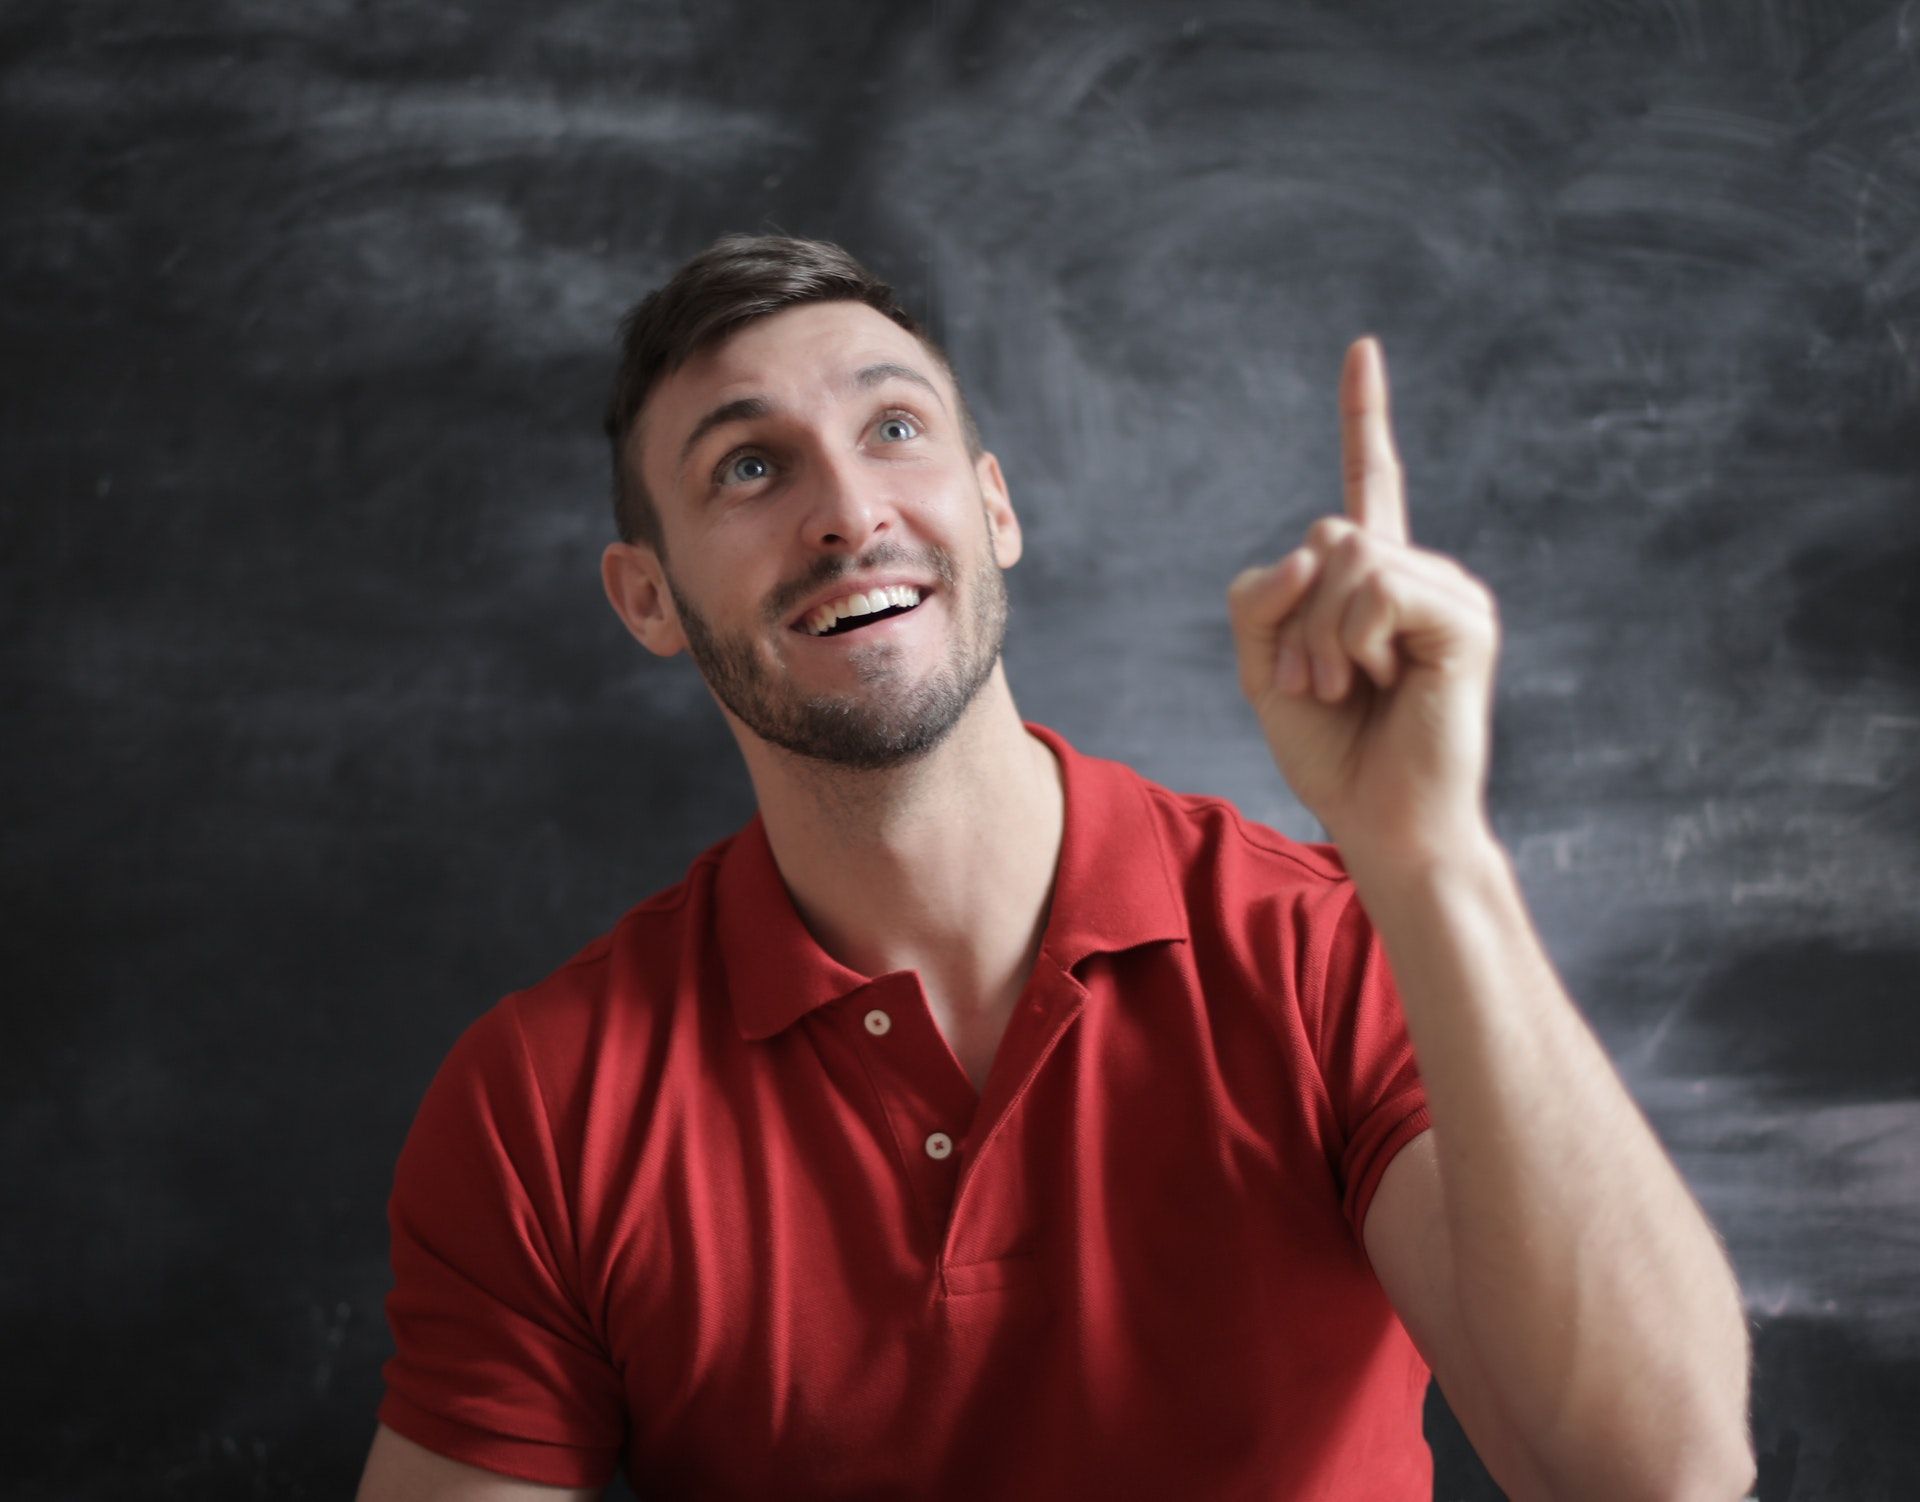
[1850,131,1920,385]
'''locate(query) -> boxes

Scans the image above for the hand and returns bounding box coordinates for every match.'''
[1226,337,1501,865]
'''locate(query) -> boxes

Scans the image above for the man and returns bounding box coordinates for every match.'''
[357,234,1756,1500]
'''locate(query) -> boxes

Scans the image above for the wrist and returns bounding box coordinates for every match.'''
[1335,813,1506,890]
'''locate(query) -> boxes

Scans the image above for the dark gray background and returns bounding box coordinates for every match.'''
[5,0,1917,1497]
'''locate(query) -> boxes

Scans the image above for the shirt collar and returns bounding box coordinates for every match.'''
[718,720,1189,1041]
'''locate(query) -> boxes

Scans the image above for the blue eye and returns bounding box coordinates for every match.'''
[719,452,771,486]
[877,414,919,443]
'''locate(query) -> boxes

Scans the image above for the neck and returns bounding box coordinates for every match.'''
[730,665,1065,1018]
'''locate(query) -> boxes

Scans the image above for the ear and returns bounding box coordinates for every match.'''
[601,541,688,657]
[976,451,1022,569]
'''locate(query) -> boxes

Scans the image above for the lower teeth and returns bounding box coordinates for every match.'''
[826,603,912,636]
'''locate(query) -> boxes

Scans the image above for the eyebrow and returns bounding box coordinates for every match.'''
[675,361,948,476]
[848,361,944,404]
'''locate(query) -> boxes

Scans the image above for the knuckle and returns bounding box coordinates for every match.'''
[1306,516,1349,551]
[1459,585,1498,639]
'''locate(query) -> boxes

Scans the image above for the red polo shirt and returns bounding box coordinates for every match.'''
[378,721,1435,1499]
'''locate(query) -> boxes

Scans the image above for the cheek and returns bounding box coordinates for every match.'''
[678,541,772,617]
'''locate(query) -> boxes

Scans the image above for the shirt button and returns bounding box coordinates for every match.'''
[863,1008,892,1036]
[924,1132,953,1160]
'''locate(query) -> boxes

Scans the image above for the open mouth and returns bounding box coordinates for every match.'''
[817,602,917,637]
[795,585,929,638]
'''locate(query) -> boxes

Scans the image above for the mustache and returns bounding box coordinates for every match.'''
[765,541,960,624]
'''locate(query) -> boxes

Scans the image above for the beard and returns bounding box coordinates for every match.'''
[666,523,1010,772]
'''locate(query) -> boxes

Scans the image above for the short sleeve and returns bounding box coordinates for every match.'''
[377,998,626,1488]
[1306,883,1432,1247]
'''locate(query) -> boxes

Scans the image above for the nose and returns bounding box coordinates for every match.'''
[800,444,893,553]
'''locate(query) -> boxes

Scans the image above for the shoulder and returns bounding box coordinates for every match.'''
[1108,761,1382,1010]
[445,830,741,1117]
[507,832,733,1027]
[1036,718,1350,908]
[1128,763,1354,903]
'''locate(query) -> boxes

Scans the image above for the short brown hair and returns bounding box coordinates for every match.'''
[602,233,983,555]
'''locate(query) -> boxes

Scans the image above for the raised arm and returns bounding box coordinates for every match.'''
[1226,337,1755,1499]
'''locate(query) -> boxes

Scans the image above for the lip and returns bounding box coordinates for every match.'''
[785,576,938,633]
[789,588,937,646]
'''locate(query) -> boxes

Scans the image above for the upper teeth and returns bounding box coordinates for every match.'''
[802,585,922,636]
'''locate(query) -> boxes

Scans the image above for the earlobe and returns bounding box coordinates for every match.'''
[977,451,1023,569]
[600,542,687,657]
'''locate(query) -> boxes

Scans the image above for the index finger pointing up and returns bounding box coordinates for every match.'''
[1340,335,1409,545]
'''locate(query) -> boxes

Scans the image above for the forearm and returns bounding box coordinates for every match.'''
[1345,829,1755,1499]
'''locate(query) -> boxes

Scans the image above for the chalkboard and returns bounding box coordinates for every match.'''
[5,1,1916,1497]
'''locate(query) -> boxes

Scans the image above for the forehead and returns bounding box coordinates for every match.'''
[638,301,944,489]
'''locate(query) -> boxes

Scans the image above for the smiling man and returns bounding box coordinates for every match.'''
[356,235,1757,1501]
[647,345,1012,773]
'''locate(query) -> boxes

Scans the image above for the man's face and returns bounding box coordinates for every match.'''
[614,300,1022,771]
